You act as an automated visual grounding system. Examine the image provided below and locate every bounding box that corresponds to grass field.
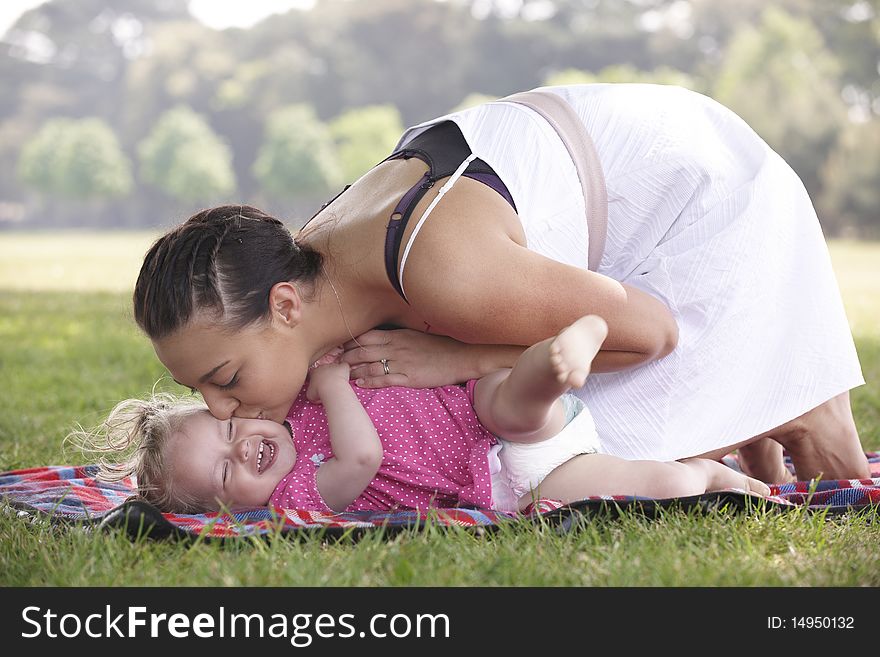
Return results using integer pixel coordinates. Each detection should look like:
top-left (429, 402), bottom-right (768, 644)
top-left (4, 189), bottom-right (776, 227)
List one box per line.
top-left (1, 233), bottom-right (878, 587)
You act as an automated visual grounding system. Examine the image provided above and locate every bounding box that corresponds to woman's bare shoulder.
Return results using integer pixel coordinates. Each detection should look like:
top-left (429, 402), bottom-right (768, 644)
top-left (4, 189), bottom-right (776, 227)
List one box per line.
top-left (398, 180), bottom-right (601, 344)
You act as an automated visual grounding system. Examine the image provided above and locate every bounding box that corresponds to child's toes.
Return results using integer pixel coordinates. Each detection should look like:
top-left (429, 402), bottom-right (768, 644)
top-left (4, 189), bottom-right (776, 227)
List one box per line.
top-left (746, 477), bottom-right (771, 497)
top-left (567, 369), bottom-right (588, 388)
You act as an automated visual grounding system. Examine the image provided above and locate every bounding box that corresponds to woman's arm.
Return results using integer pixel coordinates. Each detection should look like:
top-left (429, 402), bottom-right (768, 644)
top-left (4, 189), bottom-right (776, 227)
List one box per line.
top-left (410, 221), bottom-right (677, 353)
top-left (307, 363), bottom-right (382, 511)
top-left (345, 321), bottom-right (670, 389)
top-left (343, 331), bottom-right (525, 388)
top-left (345, 246), bottom-right (677, 388)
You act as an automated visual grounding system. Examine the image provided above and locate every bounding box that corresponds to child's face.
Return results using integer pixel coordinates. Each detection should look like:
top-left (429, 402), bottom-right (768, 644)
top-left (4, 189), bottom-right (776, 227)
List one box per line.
top-left (153, 314), bottom-right (313, 424)
top-left (168, 411), bottom-right (298, 510)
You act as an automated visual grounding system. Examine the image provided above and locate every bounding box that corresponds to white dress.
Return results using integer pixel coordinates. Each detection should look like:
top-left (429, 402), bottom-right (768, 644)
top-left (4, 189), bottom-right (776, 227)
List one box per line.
top-left (396, 84), bottom-right (864, 462)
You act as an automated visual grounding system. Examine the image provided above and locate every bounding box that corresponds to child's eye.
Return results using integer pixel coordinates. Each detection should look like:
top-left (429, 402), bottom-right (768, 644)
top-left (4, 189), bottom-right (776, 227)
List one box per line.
top-left (222, 462), bottom-right (228, 488)
top-left (219, 374), bottom-right (239, 390)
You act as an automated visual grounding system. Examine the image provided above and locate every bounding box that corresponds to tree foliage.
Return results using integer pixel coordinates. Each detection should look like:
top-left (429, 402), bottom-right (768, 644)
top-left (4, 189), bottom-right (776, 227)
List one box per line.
top-left (137, 105), bottom-right (236, 202)
top-left (820, 117), bottom-right (880, 238)
top-left (17, 117), bottom-right (132, 200)
top-left (712, 7), bottom-right (847, 197)
top-left (545, 64), bottom-right (701, 91)
top-left (1, 0), bottom-right (878, 233)
top-left (329, 105), bottom-right (403, 182)
top-left (253, 104), bottom-right (343, 199)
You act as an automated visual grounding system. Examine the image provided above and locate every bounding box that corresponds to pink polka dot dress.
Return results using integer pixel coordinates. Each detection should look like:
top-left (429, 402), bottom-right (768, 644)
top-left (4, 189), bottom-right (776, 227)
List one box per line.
top-left (269, 381), bottom-right (497, 512)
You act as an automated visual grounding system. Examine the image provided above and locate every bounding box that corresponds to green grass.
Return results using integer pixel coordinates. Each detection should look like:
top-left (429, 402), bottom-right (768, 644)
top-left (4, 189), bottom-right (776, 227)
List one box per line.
top-left (1, 233), bottom-right (879, 587)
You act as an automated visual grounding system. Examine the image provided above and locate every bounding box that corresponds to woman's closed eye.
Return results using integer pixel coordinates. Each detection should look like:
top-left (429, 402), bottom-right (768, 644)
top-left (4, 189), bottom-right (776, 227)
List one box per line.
top-left (219, 373), bottom-right (239, 390)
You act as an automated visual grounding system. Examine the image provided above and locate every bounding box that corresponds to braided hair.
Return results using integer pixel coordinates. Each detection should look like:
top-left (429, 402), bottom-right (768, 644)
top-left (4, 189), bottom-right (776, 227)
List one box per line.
top-left (134, 205), bottom-right (323, 339)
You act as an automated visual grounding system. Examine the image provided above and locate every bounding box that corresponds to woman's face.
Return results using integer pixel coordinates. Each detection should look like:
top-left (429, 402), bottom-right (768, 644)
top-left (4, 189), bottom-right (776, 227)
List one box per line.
top-left (153, 315), bottom-right (309, 424)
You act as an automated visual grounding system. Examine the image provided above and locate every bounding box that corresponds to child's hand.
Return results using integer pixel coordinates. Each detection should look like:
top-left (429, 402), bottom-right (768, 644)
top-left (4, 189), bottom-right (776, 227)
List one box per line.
top-left (312, 345), bottom-right (344, 368)
top-left (307, 362), bottom-right (352, 403)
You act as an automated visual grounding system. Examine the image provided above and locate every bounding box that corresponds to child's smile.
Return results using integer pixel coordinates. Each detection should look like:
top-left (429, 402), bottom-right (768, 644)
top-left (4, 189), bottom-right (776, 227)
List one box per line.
top-left (168, 411), bottom-right (297, 510)
top-left (256, 439), bottom-right (277, 474)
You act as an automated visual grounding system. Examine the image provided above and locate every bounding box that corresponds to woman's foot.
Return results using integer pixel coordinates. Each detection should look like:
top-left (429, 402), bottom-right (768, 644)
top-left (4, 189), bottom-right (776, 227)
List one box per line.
top-left (738, 438), bottom-right (795, 484)
top-left (549, 315), bottom-right (609, 388)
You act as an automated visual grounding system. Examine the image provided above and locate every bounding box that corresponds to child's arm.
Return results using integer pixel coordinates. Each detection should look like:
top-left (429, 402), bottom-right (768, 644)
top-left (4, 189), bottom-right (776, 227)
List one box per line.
top-left (307, 362), bottom-right (383, 512)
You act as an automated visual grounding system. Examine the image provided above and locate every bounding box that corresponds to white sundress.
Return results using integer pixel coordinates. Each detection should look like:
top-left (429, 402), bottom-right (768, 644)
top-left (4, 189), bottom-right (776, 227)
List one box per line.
top-left (395, 83), bottom-right (863, 462)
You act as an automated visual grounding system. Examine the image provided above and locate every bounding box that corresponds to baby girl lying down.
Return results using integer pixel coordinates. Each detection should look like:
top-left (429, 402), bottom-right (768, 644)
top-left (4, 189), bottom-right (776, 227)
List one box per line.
top-left (77, 316), bottom-right (768, 513)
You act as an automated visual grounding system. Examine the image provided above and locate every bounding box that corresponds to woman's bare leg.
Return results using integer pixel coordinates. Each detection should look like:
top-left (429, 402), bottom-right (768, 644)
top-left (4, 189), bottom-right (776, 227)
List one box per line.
top-left (766, 391), bottom-right (869, 481)
top-left (472, 315), bottom-right (608, 444)
top-left (699, 391), bottom-right (869, 482)
top-left (737, 438), bottom-right (794, 484)
top-left (518, 454), bottom-right (771, 509)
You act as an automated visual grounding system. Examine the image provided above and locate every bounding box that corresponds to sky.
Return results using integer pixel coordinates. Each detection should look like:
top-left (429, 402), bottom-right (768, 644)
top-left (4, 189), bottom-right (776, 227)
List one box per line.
top-left (0, 0), bottom-right (316, 36)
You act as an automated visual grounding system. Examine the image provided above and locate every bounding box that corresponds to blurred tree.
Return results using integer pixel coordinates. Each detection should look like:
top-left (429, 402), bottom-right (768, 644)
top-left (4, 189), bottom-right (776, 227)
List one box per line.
top-left (712, 6), bottom-right (848, 201)
top-left (122, 21), bottom-right (235, 143)
top-left (819, 117), bottom-right (880, 237)
top-left (0, 0), bottom-right (190, 208)
top-left (253, 104), bottom-right (343, 200)
top-left (686, 0), bottom-right (880, 118)
top-left (328, 104), bottom-right (404, 182)
top-left (17, 117), bottom-right (132, 200)
top-left (451, 93), bottom-right (499, 112)
top-left (786, 0), bottom-right (880, 119)
top-left (544, 64), bottom-right (701, 91)
top-left (1, 0), bottom-right (877, 230)
top-left (138, 105), bottom-right (236, 202)
top-left (267, 0), bottom-right (484, 123)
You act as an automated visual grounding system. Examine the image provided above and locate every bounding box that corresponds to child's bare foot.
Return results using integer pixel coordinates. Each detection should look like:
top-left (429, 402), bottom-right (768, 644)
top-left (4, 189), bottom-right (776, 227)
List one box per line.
top-left (739, 474), bottom-right (772, 497)
top-left (549, 315), bottom-right (609, 388)
top-left (681, 457), bottom-right (772, 497)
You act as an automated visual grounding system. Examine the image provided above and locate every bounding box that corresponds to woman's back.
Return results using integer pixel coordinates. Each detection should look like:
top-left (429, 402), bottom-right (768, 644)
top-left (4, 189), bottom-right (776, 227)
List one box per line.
top-left (370, 84), bottom-right (864, 461)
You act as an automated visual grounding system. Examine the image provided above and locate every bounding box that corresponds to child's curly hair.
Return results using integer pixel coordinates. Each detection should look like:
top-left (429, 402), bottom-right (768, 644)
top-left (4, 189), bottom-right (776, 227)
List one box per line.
top-left (67, 393), bottom-right (211, 513)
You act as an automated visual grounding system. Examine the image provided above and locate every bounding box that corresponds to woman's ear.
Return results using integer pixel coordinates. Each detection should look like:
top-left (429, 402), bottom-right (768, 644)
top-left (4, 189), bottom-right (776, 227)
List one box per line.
top-left (268, 282), bottom-right (302, 327)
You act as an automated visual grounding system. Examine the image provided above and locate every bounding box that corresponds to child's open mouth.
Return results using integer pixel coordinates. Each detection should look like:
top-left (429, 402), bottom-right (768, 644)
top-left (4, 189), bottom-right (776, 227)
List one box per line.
top-left (256, 439), bottom-right (276, 474)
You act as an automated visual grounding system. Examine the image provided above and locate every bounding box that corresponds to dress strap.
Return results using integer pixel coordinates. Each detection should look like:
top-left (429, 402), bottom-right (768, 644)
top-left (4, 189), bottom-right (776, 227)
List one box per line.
top-left (500, 90), bottom-right (608, 272)
top-left (398, 154), bottom-right (478, 302)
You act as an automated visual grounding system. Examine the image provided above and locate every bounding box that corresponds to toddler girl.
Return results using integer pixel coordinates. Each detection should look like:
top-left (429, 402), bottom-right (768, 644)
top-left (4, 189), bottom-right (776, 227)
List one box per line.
top-left (79, 316), bottom-right (768, 513)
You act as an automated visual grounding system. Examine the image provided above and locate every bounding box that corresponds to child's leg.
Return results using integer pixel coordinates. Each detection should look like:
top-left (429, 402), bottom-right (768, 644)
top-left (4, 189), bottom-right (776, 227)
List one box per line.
top-left (518, 454), bottom-right (771, 510)
top-left (472, 315), bottom-right (608, 444)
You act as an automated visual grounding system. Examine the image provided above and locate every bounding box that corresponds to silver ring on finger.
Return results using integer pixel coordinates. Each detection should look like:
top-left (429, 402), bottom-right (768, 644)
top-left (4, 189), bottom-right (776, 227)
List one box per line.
top-left (380, 358), bottom-right (391, 375)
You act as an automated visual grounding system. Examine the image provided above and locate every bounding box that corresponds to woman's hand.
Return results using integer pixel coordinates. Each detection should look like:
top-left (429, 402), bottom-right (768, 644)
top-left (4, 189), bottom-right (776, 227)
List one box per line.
top-left (341, 329), bottom-right (524, 389)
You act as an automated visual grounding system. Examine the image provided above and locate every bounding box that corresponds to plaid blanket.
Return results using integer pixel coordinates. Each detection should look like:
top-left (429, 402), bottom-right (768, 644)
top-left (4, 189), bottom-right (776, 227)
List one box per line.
top-left (2, 454), bottom-right (878, 540)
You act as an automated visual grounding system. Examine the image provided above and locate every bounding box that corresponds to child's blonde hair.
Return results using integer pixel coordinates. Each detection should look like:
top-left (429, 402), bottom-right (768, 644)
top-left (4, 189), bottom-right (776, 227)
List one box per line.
top-left (68, 393), bottom-right (211, 513)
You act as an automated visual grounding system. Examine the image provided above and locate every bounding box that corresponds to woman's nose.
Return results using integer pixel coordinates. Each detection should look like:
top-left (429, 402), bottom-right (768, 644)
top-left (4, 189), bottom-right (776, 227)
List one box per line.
top-left (201, 389), bottom-right (239, 421)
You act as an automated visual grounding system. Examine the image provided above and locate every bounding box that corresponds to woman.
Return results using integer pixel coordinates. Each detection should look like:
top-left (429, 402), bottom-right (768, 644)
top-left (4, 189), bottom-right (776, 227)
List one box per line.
top-left (135, 83), bottom-right (868, 484)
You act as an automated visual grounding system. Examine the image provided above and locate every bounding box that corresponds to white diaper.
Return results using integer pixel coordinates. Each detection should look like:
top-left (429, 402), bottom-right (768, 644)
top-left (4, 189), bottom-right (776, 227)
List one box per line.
top-left (488, 394), bottom-right (601, 512)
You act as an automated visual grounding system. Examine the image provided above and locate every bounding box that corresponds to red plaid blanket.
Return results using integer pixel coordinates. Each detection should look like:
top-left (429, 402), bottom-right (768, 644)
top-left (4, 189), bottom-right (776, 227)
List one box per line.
top-left (1, 454), bottom-right (878, 539)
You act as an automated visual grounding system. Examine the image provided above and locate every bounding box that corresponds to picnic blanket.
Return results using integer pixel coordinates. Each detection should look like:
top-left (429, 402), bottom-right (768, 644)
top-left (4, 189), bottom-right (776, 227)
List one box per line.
top-left (1, 453), bottom-right (878, 540)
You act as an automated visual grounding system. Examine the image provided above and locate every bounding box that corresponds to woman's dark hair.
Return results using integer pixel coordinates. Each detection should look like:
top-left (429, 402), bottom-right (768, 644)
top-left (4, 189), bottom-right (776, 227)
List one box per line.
top-left (134, 205), bottom-right (323, 339)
